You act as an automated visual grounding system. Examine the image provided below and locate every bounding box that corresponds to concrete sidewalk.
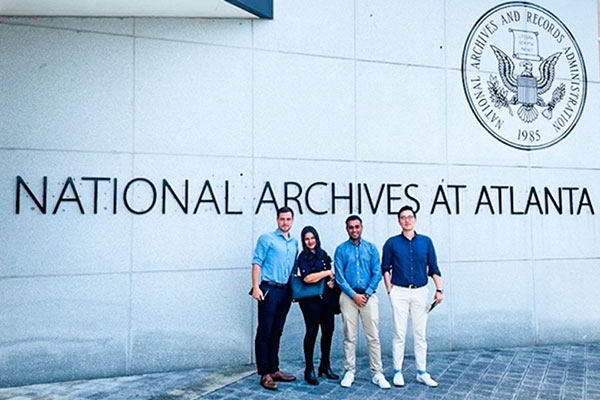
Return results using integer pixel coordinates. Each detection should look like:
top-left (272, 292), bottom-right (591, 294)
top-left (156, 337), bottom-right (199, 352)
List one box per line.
top-left (1, 343), bottom-right (599, 400)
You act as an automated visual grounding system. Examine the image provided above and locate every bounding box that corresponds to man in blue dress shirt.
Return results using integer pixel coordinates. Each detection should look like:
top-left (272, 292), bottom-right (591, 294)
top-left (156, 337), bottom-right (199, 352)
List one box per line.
top-left (251, 206), bottom-right (298, 390)
top-left (335, 215), bottom-right (390, 389)
top-left (382, 205), bottom-right (444, 388)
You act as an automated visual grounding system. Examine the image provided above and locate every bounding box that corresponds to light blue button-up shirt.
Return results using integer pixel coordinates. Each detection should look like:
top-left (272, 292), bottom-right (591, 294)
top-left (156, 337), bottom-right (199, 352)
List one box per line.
top-left (252, 229), bottom-right (298, 284)
top-left (334, 238), bottom-right (382, 298)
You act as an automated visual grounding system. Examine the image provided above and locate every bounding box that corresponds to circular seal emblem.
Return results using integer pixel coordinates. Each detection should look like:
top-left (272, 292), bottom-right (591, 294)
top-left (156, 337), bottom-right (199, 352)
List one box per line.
top-left (462, 2), bottom-right (587, 150)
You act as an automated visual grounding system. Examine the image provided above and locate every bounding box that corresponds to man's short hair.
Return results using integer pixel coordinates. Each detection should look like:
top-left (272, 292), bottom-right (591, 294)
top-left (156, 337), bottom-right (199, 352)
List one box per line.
top-left (345, 215), bottom-right (362, 225)
top-left (277, 206), bottom-right (294, 218)
top-left (397, 205), bottom-right (416, 219)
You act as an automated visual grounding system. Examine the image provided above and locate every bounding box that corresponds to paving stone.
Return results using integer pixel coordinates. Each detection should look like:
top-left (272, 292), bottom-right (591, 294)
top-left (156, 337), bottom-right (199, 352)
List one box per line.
top-left (2, 344), bottom-right (600, 399)
top-left (537, 391), bottom-right (561, 400)
top-left (471, 389), bottom-right (494, 397)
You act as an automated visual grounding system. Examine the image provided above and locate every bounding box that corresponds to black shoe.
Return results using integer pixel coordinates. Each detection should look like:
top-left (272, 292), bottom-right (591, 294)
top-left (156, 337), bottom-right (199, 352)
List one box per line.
top-left (318, 365), bottom-right (340, 380)
top-left (304, 368), bottom-right (319, 386)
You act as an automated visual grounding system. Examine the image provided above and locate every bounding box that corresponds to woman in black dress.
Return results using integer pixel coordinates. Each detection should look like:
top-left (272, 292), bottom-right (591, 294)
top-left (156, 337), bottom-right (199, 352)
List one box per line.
top-left (297, 226), bottom-right (340, 385)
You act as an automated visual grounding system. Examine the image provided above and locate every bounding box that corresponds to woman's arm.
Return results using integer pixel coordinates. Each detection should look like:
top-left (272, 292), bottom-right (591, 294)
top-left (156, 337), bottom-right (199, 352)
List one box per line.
top-left (303, 269), bottom-right (334, 283)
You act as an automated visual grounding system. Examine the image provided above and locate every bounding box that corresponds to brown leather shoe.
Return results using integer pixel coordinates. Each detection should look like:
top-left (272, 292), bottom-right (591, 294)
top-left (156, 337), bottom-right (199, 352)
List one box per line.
top-left (260, 374), bottom-right (277, 390)
top-left (271, 370), bottom-right (296, 382)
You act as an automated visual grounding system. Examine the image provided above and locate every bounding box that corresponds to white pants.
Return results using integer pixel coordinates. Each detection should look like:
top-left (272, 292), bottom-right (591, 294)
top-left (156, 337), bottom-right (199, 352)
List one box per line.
top-left (389, 285), bottom-right (429, 372)
top-left (339, 292), bottom-right (383, 375)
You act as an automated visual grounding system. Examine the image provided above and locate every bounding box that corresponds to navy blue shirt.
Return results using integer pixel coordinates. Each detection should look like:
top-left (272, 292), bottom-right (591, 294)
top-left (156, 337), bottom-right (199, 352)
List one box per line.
top-left (381, 232), bottom-right (441, 288)
top-left (297, 251), bottom-right (332, 279)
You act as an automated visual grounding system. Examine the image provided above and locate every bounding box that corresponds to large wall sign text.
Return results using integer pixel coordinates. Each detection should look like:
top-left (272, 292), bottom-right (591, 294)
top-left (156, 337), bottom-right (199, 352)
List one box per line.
top-left (14, 176), bottom-right (595, 216)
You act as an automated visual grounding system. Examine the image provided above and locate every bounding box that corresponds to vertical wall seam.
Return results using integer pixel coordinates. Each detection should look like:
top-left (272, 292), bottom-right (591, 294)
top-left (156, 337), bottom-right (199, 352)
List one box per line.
top-left (527, 104), bottom-right (537, 346)
top-left (352, 0), bottom-right (362, 355)
top-left (443, 0), bottom-right (455, 352)
top-left (249, 18), bottom-right (256, 365)
top-left (353, 0), bottom-right (358, 187)
top-left (528, 153), bottom-right (539, 346)
top-left (126, 17), bottom-right (136, 375)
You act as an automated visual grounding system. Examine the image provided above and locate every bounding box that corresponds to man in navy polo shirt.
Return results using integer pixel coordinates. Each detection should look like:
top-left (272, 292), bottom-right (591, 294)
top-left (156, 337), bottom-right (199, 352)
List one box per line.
top-left (382, 205), bottom-right (444, 388)
top-left (251, 206), bottom-right (298, 391)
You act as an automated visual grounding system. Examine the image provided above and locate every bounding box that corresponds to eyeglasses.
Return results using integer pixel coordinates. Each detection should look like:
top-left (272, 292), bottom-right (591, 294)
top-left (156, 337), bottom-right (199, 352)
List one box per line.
top-left (399, 215), bottom-right (415, 221)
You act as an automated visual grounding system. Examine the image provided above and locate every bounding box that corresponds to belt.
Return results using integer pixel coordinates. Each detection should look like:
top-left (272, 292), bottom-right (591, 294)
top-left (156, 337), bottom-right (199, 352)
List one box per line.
top-left (399, 284), bottom-right (425, 289)
top-left (261, 280), bottom-right (287, 288)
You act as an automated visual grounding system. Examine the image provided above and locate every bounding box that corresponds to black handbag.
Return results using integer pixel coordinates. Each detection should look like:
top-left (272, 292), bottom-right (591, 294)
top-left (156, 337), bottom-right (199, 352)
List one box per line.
top-left (290, 263), bottom-right (325, 301)
top-left (324, 283), bottom-right (342, 315)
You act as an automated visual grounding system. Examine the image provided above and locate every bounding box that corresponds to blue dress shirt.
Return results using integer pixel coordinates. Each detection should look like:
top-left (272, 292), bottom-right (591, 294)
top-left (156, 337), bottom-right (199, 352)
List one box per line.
top-left (252, 229), bottom-right (298, 284)
top-left (381, 232), bottom-right (441, 288)
top-left (334, 239), bottom-right (382, 298)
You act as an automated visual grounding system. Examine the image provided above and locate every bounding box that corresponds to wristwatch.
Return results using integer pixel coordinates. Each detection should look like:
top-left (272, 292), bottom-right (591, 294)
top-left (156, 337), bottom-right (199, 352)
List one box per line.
top-left (436, 289), bottom-right (444, 294)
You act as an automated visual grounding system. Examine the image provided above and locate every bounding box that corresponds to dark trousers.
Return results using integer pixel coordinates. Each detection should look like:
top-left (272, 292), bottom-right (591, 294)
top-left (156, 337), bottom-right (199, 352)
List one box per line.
top-left (255, 283), bottom-right (292, 376)
top-left (299, 296), bottom-right (335, 370)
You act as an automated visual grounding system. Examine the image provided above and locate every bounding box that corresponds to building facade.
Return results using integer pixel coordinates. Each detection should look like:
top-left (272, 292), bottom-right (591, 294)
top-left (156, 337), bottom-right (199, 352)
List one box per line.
top-left (1, 0), bottom-right (599, 388)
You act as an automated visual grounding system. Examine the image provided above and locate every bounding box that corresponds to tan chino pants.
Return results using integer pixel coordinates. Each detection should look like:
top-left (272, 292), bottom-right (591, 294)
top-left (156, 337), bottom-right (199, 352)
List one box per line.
top-left (339, 292), bottom-right (384, 375)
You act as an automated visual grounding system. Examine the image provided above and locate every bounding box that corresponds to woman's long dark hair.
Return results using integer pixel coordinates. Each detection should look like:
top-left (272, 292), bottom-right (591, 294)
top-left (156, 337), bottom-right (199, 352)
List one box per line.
top-left (300, 225), bottom-right (328, 260)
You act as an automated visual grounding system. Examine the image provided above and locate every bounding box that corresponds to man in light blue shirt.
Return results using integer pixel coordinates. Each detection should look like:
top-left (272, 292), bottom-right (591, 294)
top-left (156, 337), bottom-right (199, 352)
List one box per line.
top-left (251, 206), bottom-right (298, 391)
top-left (335, 215), bottom-right (390, 389)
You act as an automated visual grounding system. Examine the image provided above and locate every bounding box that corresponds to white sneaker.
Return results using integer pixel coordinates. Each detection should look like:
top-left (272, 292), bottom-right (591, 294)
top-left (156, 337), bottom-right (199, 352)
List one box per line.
top-left (393, 371), bottom-right (405, 387)
top-left (371, 372), bottom-right (391, 389)
top-left (416, 372), bottom-right (438, 387)
top-left (340, 371), bottom-right (354, 388)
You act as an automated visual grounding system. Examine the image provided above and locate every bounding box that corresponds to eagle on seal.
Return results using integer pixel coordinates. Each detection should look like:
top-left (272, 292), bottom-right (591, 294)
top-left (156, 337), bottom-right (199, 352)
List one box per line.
top-left (489, 44), bottom-right (562, 122)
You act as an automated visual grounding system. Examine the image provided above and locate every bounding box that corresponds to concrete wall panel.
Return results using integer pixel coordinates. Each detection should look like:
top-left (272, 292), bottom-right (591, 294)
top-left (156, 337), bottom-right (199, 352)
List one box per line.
top-left (447, 165), bottom-right (533, 262)
top-left (135, 38), bottom-right (252, 157)
top-left (529, 167), bottom-right (600, 260)
top-left (356, 62), bottom-right (446, 164)
top-left (534, 259), bottom-right (600, 344)
top-left (0, 275), bottom-right (129, 387)
top-left (253, 52), bottom-right (355, 161)
top-left (0, 25), bottom-right (133, 152)
top-left (135, 18), bottom-right (251, 47)
top-left (0, 16), bottom-right (133, 35)
top-left (0, 150), bottom-right (133, 277)
top-left (356, 0), bottom-right (444, 67)
top-left (253, 0), bottom-right (354, 58)
top-left (130, 269), bottom-right (251, 373)
top-left (451, 260), bottom-right (535, 349)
